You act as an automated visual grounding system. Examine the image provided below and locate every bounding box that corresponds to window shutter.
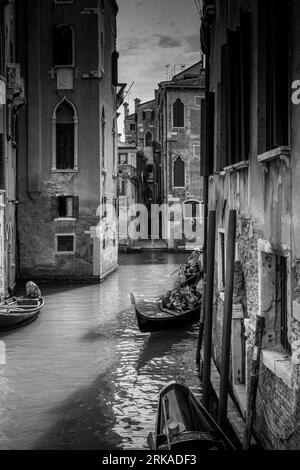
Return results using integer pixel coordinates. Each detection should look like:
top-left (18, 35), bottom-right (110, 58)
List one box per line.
top-left (0, 134), bottom-right (4, 189)
top-left (111, 50), bottom-right (119, 86)
top-left (173, 100), bottom-right (179, 127)
top-left (73, 196), bottom-right (79, 218)
top-left (50, 197), bottom-right (58, 219)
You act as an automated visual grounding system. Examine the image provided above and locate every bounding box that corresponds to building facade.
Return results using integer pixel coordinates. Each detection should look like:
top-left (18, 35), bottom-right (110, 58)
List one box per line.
top-left (0, 0), bottom-right (25, 297)
top-left (17, 0), bottom-right (120, 282)
top-left (201, 0), bottom-right (300, 449)
top-left (157, 63), bottom-right (205, 250)
top-left (117, 141), bottom-right (147, 249)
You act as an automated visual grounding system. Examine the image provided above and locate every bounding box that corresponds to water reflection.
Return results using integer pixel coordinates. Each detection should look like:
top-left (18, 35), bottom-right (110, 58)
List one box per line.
top-left (0, 252), bottom-right (200, 450)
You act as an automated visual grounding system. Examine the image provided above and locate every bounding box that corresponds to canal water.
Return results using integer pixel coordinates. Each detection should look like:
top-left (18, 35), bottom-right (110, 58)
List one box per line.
top-left (0, 252), bottom-right (202, 450)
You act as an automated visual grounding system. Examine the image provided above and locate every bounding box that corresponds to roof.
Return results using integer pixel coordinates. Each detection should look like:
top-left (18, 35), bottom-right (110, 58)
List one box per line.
top-left (137, 98), bottom-right (156, 109)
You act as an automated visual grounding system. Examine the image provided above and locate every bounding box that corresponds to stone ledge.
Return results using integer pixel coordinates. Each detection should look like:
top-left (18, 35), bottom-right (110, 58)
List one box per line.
top-left (261, 350), bottom-right (292, 388)
top-left (223, 160), bottom-right (249, 174)
top-left (257, 146), bottom-right (291, 167)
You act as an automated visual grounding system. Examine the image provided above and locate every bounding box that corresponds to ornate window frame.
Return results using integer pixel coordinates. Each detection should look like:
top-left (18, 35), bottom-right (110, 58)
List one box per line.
top-left (51, 96), bottom-right (78, 172)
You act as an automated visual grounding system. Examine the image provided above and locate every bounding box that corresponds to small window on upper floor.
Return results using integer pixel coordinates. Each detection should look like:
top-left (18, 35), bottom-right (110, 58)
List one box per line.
top-left (56, 234), bottom-right (75, 254)
top-left (173, 98), bottom-right (184, 128)
top-left (54, 1), bottom-right (74, 4)
top-left (55, 100), bottom-right (76, 170)
top-left (51, 195), bottom-right (79, 219)
top-left (53, 24), bottom-right (75, 67)
top-left (119, 153), bottom-right (127, 164)
top-left (173, 156), bottom-right (185, 187)
top-left (130, 123), bottom-right (136, 131)
top-left (195, 96), bottom-right (201, 106)
top-left (145, 130), bottom-right (153, 147)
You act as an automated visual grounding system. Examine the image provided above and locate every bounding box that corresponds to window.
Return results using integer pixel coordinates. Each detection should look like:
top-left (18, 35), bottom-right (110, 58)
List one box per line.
top-left (130, 123), bottom-right (136, 131)
top-left (100, 0), bottom-right (105, 11)
top-left (54, 1), bottom-right (74, 4)
top-left (101, 107), bottom-right (105, 169)
top-left (0, 7), bottom-right (4, 76)
top-left (184, 200), bottom-right (200, 219)
top-left (173, 98), bottom-right (184, 128)
top-left (102, 195), bottom-right (107, 218)
top-left (225, 10), bottom-right (251, 166)
top-left (258, 1), bottom-right (289, 153)
top-left (112, 50), bottom-right (119, 86)
top-left (145, 130), bottom-right (153, 147)
top-left (173, 156), bottom-right (185, 187)
top-left (119, 180), bottom-right (126, 196)
top-left (52, 98), bottom-right (78, 171)
top-left (53, 24), bottom-right (74, 67)
top-left (193, 145), bottom-right (200, 158)
top-left (101, 32), bottom-right (105, 71)
top-left (142, 111), bottom-right (146, 120)
top-left (195, 96), bottom-right (201, 106)
top-left (56, 234), bottom-right (75, 254)
top-left (112, 120), bottom-right (116, 169)
top-left (218, 230), bottom-right (226, 292)
top-left (113, 197), bottom-right (118, 217)
top-left (0, 134), bottom-right (4, 189)
top-left (52, 196), bottom-right (79, 219)
top-left (259, 248), bottom-right (290, 354)
top-left (119, 153), bottom-right (127, 164)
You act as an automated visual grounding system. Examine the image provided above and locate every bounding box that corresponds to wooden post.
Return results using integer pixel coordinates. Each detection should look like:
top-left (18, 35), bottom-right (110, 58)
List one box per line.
top-left (196, 177), bottom-right (208, 364)
top-left (218, 210), bottom-right (236, 428)
top-left (243, 316), bottom-right (265, 450)
top-left (201, 210), bottom-right (216, 409)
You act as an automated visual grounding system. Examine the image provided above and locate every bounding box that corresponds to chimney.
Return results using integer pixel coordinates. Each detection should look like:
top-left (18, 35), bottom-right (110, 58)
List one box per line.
top-left (134, 98), bottom-right (141, 112)
top-left (123, 102), bottom-right (129, 118)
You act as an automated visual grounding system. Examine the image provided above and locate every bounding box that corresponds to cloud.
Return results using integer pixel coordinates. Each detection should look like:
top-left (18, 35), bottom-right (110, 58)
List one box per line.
top-left (184, 34), bottom-right (200, 52)
top-left (155, 35), bottom-right (182, 48)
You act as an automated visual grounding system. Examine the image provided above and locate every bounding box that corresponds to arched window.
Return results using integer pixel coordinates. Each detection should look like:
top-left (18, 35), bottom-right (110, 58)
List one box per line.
top-left (145, 130), bottom-right (153, 147)
top-left (173, 98), bottom-right (184, 128)
top-left (53, 24), bottom-right (74, 66)
top-left (101, 107), bottom-right (106, 169)
top-left (173, 156), bottom-right (185, 187)
top-left (52, 98), bottom-right (78, 171)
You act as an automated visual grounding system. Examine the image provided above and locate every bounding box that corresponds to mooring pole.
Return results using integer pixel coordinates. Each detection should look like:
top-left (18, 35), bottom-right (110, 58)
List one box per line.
top-left (243, 316), bottom-right (265, 449)
top-left (196, 177), bottom-right (208, 364)
top-left (218, 210), bottom-right (236, 429)
top-left (201, 210), bottom-right (216, 409)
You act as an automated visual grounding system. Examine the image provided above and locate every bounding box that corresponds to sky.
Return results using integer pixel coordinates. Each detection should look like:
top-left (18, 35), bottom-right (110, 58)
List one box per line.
top-left (117, 0), bottom-right (201, 136)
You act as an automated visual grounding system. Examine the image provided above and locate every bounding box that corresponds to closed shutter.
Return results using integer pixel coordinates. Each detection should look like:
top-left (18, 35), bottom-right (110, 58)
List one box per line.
top-left (111, 50), bottom-right (119, 86)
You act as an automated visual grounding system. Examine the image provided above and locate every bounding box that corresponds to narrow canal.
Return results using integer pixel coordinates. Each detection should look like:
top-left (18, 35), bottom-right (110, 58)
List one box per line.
top-left (0, 253), bottom-right (202, 450)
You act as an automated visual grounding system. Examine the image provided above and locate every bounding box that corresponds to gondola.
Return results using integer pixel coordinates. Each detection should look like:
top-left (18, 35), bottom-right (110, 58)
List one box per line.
top-left (130, 293), bottom-right (200, 333)
top-left (147, 382), bottom-right (235, 451)
top-left (183, 270), bottom-right (202, 286)
top-left (0, 294), bottom-right (44, 331)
